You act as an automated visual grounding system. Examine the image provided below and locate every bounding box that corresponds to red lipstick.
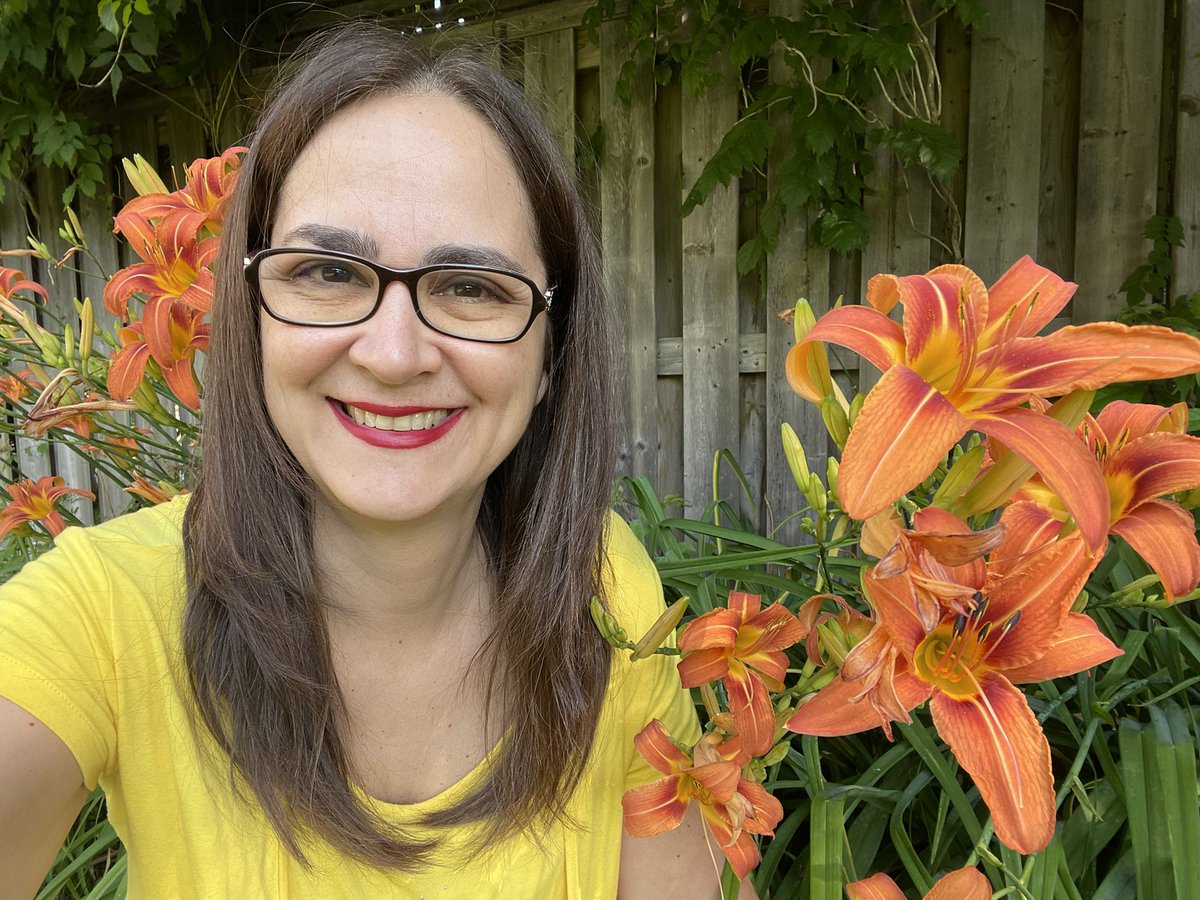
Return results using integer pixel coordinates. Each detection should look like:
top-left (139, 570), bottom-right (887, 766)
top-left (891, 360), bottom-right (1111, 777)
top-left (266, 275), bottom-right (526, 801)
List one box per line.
top-left (328, 399), bottom-right (462, 449)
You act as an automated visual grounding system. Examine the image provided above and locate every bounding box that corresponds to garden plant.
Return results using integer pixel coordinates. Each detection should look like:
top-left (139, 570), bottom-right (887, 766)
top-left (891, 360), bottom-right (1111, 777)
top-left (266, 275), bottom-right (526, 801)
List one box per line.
top-left (3, 144), bottom-right (1200, 900)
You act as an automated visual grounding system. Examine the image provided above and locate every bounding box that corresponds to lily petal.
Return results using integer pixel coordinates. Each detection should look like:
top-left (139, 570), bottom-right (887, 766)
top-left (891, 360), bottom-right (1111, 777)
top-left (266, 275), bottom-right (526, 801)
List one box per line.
top-left (676, 647), bottom-right (731, 688)
top-left (787, 669), bottom-right (929, 736)
top-left (724, 665), bottom-right (777, 757)
top-left (839, 365), bottom-right (969, 520)
top-left (990, 501), bottom-right (1063, 576)
top-left (678, 608), bottom-right (741, 653)
top-left (975, 408), bottom-right (1109, 550)
top-left (1096, 400), bottom-right (1188, 443)
top-left (698, 804), bottom-right (761, 879)
top-left (632, 720), bottom-right (690, 776)
top-left (925, 866), bottom-right (993, 900)
top-left (846, 873), bottom-right (905, 900)
top-left (982, 255), bottom-right (1076, 339)
top-left (622, 777), bottom-right (689, 837)
top-left (1003, 613), bottom-right (1122, 683)
top-left (1002, 323), bottom-right (1200, 393)
top-left (804, 305), bottom-right (907, 375)
top-left (1111, 498), bottom-right (1200, 601)
top-left (1107, 432), bottom-right (1200, 511)
top-left (930, 673), bottom-right (1055, 854)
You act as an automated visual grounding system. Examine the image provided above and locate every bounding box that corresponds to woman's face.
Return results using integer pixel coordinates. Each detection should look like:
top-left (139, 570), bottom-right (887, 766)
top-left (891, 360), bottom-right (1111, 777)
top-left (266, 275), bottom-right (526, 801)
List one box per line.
top-left (260, 92), bottom-right (550, 530)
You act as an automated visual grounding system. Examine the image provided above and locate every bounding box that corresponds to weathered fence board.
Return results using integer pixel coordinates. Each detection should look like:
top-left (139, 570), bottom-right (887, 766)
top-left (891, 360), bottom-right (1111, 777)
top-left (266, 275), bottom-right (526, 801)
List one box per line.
top-left (524, 28), bottom-right (576, 162)
top-left (1177, 0), bottom-right (1200, 297)
top-left (681, 56), bottom-right (740, 511)
top-left (1074, 0), bottom-right (1165, 321)
top-left (654, 77), bottom-right (685, 501)
top-left (963, 0), bottom-right (1044, 285)
top-left (599, 20), bottom-right (658, 483)
top-left (1039, 0), bottom-right (1082, 279)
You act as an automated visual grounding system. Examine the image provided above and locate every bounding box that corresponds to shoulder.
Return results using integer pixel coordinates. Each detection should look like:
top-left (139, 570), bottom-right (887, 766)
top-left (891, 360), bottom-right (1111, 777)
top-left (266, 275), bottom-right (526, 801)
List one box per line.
top-left (600, 510), bottom-right (665, 635)
top-left (3, 494), bottom-right (188, 598)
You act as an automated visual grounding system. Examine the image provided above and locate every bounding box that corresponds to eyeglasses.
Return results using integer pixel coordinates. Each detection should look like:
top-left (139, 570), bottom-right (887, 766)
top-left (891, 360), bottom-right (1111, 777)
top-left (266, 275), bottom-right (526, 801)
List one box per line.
top-left (244, 248), bottom-right (554, 343)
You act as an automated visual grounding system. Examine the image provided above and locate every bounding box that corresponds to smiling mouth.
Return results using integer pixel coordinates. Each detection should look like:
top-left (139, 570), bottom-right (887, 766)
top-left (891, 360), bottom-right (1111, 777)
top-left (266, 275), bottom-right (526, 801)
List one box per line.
top-left (341, 403), bottom-right (454, 432)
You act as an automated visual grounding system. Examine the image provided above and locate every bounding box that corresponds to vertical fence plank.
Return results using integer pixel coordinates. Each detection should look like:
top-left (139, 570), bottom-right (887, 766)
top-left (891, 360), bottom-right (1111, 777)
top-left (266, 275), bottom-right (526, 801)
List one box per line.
top-left (1074, 0), bottom-right (1165, 322)
top-left (1176, 0), bottom-right (1200, 297)
top-left (1039, 0), bottom-right (1082, 280)
top-left (765, 0), bottom-right (828, 543)
top-left (524, 28), bottom-right (577, 164)
top-left (34, 167), bottom-right (93, 524)
top-left (681, 56), bottom-right (739, 511)
top-left (963, 0), bottom-right (1044, 283)
top-left (655, 78), bottom-right (685, 502)
top-left (599, 20), bottom-right (658, 484)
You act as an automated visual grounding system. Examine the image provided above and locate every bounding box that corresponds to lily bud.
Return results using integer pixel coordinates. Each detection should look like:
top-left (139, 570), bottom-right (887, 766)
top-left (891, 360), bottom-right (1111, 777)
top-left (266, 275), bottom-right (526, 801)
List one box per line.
top-left (760, 738), bottom-right (791, 768)
top-left (79, 297), bottom-right (94, 368)
top-left (122, 154), bottom-right (170, 197)
top-left (132, 380), bottom-right (175, 425)
top-left (931, 444), bottom-right (986, 509)
top-left (631, 596), bottom-right (689, 660)
top-left (589, 595), bottom-right (630, 647)
top-left (63, 324), bottom-right (75, 367)
top-left (847, 392), bottom-right (866, 427)
top-left (826, 457), bottom-right (840, 506)
top-left (28, 326), bottom-right (63, 367)
top-left (700, 682), bottom-right (722, 721)
top-left (781, 422), bottom-right (811, 492)
top-left (820, 395), bottom-right (850, 447)
top-left (790, 298), bottom-right (835, 399)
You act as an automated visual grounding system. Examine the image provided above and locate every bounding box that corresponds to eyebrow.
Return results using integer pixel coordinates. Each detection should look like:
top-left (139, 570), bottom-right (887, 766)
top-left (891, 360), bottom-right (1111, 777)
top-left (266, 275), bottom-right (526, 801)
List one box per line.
top-left (275, 228), bottom-right (529, 276)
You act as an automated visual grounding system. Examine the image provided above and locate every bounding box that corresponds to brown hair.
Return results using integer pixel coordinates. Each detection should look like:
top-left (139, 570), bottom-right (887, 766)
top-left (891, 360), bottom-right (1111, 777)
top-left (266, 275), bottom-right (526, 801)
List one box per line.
top-left (183, 22), bottom-right (617, 868)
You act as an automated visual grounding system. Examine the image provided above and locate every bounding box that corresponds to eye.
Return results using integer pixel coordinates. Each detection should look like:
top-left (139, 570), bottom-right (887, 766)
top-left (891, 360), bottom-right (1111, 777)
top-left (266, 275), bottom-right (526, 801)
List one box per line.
top-left (292, 259), bottom-right (369, 286)
top-left (427, 272), bottom-right (516, 304)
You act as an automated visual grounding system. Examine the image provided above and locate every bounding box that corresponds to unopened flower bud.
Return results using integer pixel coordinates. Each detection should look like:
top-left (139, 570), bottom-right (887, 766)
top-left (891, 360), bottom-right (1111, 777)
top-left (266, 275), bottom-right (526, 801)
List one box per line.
top-left (631, 596), bottom-right (689, 660)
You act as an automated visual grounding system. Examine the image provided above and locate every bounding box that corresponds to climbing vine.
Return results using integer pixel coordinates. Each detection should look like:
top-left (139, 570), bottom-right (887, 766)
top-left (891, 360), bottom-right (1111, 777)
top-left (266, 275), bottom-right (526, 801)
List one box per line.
top-left (584, 0), bottom-right (986, 267)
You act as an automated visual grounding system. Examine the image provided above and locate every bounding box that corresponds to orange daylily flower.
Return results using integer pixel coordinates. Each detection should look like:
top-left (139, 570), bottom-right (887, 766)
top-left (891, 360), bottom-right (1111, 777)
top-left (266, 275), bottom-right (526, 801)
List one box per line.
top-left (108, 297), bottom-right (210, 409)
top-left (0, 266), bottom-right (48, 321)
top-left (847, 866), bottom-right (991, 900)
top-left (677, 591), bottom-right (805, 756)
top-left (124, 473), bottom-right (187, 505)
top-left (103, 214), bottom-right (219, 318)
top-left (787, 507), bottom-right (1121, 854)
top-left (1014, 400), bottom-right (1200, 601)
top-left (0, 476), bottom-right (95, 538)
top-left (786, 256), bottom-right (1200, 549)
top-left (0, 369), bottom-right (38, 403)
top-left (114, 147), bottom-right (245, 246)
top-left (622, 720), bottom-right (783, 879)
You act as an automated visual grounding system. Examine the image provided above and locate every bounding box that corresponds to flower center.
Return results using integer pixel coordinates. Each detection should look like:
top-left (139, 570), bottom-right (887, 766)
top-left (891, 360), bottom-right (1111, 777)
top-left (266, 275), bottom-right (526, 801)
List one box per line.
top-left (913, 621), bottom-right (985, 697)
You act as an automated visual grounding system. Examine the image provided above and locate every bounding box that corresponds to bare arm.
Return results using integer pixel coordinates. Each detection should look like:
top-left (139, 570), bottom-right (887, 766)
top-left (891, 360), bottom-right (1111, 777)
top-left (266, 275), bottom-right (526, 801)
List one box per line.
top-left (0, 696), bottom-right (90, 900)
top-left (618, 804), bottom-right (761, 900)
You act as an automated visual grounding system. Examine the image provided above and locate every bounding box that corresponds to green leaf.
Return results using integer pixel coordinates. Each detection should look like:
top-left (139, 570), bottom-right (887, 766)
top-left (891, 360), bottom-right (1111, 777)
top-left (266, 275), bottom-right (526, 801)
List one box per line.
top-left (816, 202), bottom-right (869, 253)
top-left (125, 51), bottom-right (150, 73)
top-left (98, 0), bottom-right (119, 36)
top-left (680, 116), bottom-right (773, 216)
top-left (882, 119), bottom-right (962, 182)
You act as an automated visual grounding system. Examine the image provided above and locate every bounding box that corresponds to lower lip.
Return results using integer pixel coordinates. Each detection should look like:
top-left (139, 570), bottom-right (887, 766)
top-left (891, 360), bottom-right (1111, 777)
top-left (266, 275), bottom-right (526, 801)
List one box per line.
top-left (329, 400), bottom-right (462, 448)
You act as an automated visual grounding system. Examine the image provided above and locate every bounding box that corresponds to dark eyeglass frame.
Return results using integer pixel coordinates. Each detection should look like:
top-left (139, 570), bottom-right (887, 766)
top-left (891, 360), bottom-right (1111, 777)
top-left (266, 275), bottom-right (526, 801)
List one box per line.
top-left (243, 247), bottom-right (555, 344)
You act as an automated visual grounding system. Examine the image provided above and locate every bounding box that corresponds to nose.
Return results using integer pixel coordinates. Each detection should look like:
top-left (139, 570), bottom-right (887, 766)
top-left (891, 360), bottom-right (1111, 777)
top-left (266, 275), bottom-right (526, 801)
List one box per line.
top-left (345, 281), bottom-right (443, 383)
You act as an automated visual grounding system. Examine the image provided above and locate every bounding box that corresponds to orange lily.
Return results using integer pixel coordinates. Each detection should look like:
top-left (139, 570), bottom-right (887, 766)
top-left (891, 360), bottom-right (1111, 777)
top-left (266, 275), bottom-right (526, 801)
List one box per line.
top-left (124, 473), bottom-right (187, 505)
top-left (108, 297), bottom-right (210, 409)
top-left (787, 507), bottom-right (1121, 854)
top-left (786, 256), bottom-right (1200, 549)
top-left (114, 147), bottom-right (245, 246)
top-left (847, 866), bottom-right (991, 900)
top-left (0, 369), bottom-right (37, 403)
top-left (0, 476), bottom-right (95, 538)
top-left (1014, 400), bottom-right (1200, 601)
top-left (677, 591), bottom-right (805, 756)
top-left (104, 214), bottom-right (218, 318)
top-left (622, 720), bottom-right (783, 878)
top-left (0, 266), bottom-right (48, 321)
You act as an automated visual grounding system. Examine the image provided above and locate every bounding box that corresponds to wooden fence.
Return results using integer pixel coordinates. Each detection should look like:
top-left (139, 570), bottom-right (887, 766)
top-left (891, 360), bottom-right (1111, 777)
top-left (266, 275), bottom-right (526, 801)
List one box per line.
top-left (1, 0), bottom-right (1197, 536)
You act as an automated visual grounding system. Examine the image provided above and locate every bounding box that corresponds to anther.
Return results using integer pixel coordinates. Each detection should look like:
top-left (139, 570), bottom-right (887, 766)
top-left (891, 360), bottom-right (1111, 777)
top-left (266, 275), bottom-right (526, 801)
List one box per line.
top-left (952, 613), bottom-right (968, 637)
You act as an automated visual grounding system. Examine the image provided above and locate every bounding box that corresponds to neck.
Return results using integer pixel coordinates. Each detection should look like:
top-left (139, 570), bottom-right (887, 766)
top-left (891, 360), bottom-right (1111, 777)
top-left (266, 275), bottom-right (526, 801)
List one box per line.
top-left (313, 497), bottom-right (492, 642)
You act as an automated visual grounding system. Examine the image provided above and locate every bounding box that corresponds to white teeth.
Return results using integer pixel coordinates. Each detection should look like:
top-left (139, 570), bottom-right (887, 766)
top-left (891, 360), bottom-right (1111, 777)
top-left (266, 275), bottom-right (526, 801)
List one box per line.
top-left (345, 404), bottom-right (451, 432)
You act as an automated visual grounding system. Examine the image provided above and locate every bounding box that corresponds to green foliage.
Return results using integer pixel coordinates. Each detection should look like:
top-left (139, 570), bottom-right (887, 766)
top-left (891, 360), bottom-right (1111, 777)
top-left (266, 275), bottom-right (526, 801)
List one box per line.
top-left (618, 452), bottom-right (1200, 898)
top-left (583, 0), bottom-right (977, 268)
top-left (1100, 215), bottom-right (1200, 412)
top-left (0, 0), bottom-right (289, 206)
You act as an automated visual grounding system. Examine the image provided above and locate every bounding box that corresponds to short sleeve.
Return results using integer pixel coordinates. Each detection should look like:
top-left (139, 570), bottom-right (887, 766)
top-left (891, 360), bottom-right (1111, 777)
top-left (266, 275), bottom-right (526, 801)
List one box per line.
top-left (0, 527), bottom-right (118, 788)
top-left (599, 513), bottom-right (701, 790)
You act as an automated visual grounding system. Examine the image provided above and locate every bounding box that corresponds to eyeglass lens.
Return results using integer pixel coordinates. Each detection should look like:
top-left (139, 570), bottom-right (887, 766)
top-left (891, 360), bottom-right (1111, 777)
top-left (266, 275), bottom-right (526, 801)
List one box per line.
top-left (255, 251), bottom-right (538, 341)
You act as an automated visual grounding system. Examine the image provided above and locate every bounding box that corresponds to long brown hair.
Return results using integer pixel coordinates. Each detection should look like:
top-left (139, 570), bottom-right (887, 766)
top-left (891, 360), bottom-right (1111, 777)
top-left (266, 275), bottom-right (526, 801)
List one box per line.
top-left (183, 23), bottom-right (617, 869)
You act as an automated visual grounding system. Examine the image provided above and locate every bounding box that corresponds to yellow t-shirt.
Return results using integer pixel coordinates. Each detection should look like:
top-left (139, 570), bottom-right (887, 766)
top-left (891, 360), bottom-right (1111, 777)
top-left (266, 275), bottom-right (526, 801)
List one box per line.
top-left (0, 497), bottom-right (699, 898)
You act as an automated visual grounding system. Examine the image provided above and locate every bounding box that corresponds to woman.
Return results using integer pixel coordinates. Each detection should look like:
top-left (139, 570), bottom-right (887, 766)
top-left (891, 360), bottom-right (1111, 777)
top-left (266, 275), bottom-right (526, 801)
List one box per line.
top-left (0, 23), bottom-right (747, 899)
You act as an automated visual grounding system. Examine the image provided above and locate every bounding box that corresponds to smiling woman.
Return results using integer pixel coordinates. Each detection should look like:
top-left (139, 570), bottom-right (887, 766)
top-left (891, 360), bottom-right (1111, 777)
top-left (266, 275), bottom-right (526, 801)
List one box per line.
top-left (0, 23), bottom-right (736, 900)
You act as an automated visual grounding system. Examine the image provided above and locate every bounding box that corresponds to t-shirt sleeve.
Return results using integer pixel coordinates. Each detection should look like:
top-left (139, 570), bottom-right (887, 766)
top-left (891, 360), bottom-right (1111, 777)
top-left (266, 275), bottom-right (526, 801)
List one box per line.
top-left (0, 527), bottom-right (118, 788)
top-left (600, 513), bottom-right (702, 790)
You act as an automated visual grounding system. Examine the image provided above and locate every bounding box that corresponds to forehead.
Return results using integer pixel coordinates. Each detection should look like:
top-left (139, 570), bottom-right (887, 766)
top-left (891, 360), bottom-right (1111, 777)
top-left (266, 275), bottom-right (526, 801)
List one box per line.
top-left (271, 92), bottom-right (541, 272)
